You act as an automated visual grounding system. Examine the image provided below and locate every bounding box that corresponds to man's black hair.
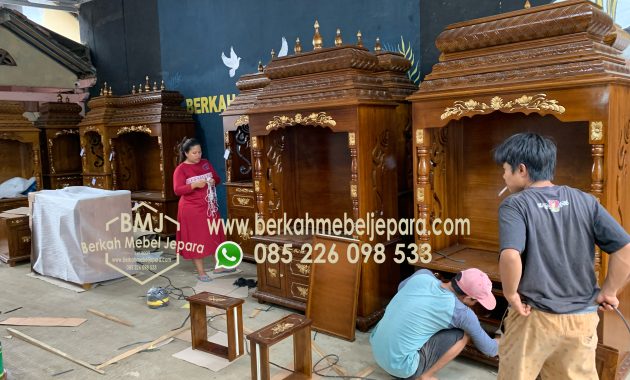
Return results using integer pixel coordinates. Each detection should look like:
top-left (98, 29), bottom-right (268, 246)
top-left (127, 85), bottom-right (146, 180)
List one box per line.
top-left (493, 132), bottom-right (557, 182)
top-left (451, 272), bottom-right (466, 296)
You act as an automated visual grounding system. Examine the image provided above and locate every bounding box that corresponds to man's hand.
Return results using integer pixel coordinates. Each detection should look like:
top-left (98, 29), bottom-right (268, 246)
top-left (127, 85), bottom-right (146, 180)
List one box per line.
top-left (596, 291), bottom-right (619, 311)
top-left (505, 292), bottom-right (531, 316)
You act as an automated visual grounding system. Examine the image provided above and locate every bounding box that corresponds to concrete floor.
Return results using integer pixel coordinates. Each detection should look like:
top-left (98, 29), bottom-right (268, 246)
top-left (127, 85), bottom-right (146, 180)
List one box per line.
top-left (1, 259), bottom-right (498, 380)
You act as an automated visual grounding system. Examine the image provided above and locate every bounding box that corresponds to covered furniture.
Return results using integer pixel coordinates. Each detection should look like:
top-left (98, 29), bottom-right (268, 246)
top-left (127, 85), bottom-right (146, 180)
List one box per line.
top-left (31, 186), bottom-right (135, 286)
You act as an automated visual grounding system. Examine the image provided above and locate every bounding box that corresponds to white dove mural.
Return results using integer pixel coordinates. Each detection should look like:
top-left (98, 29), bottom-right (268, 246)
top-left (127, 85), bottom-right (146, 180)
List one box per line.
top-left (221, 46), bottom-right (241, 77)
top-left (278, 37), bottom-right (288, 57)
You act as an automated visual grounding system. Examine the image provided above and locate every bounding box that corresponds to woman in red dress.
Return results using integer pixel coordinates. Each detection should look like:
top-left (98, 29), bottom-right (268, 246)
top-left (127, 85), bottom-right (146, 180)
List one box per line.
top-left (173, 138), bottom-right (226, 281)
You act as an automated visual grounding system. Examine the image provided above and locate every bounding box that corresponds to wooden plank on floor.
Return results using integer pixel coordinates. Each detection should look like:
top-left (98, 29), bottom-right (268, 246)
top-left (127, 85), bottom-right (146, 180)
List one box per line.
top-left (7, 328), bottom-right (105, 375)
top-left (96, 326), bottom-right (188, 370)
top-left (87, 308), bottom-right (134, 327)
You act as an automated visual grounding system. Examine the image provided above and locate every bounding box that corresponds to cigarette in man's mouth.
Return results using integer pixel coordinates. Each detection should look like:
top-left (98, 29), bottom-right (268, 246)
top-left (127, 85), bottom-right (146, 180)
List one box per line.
top-left (498, 186), bottom-right (508, 197)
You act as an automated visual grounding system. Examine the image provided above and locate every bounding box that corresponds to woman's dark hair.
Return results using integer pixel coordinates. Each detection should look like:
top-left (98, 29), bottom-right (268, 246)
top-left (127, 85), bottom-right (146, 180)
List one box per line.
top-left (179, 137), bottom-right (201, 163)
top-left (493, 132), bottom-right (556, 182)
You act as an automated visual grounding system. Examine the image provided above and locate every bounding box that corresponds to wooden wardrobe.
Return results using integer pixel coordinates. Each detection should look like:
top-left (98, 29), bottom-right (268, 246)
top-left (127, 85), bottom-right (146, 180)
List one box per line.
top-left (247, 38), bottom-right (416, 331)
top-left (221, 66), bottom-right (270, 261)
top-left (78, 84), bottom-right (195, 235)
top-left (0, 101), bottom-right (41, 212)
top-left (36, 98), bottom-right (83, 189)
top-left (408, 1), bottom-right (630, 377)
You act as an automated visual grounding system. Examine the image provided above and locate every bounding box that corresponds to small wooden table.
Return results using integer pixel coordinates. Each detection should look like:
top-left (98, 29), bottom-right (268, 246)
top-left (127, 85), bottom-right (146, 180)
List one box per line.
top-left (185, 291), bottom-right (245, 361)
top-left (247, 313), bottom-right (312, 380)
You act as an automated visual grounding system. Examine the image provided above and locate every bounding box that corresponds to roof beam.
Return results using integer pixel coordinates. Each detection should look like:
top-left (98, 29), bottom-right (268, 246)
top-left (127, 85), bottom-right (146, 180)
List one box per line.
top-left (0, 0), bottom-right (78, 13)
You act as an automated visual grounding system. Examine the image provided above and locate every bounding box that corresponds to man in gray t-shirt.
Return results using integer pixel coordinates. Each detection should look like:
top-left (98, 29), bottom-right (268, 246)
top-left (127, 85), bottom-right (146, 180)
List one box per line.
top-left (493, 133), bottom-right (630, 380)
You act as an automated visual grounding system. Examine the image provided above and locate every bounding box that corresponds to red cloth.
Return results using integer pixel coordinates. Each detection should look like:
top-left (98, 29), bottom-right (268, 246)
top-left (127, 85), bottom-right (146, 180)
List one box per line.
top-left (173, 159), bottom-right (225, 259)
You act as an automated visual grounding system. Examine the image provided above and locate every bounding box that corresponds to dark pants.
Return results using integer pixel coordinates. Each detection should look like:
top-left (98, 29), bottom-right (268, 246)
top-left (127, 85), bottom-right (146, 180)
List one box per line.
top-left (400, 328), bottom-right (465, 380)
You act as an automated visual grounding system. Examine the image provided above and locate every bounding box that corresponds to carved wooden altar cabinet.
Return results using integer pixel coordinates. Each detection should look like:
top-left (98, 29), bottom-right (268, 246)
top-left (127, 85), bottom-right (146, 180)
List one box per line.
top-left (36, 98), bottom-right (83, 189)
top-left (247, 35), bottom-right (416, 331)
top-left (221, 66), bottom-right (270, 261)
top-left (0, 101), bottom-right (42, 212)
top-left (408, 0), bottom-right (630, 377)
top-left (79, 84), bottom-right (195, 234)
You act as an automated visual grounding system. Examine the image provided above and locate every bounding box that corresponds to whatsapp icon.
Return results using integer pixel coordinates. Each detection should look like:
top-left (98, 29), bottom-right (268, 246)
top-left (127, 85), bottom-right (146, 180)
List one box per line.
top-left (215, 241), bottom-right (243, 270)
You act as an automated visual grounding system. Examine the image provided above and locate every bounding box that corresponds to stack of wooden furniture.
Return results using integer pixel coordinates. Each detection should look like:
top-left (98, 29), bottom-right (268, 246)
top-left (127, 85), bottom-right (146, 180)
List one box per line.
top-left (36, 97), bottom-right (83, 189)
top-left (78, 80), bottom-right (195, 234)
top-left (247, 26), bottom-right (417, 331)
top-left (221, 64), bottom-right (270, 261)
top-left (408, 1), bottom-right (630, 377)
top-left (0, 101), bottom-right (41, 212)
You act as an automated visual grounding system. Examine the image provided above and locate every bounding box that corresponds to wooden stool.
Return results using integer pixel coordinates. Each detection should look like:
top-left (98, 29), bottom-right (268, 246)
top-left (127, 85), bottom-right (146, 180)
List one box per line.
top-left (247, 313), bottom-right (312, 380)
top-left (185, 291), bottom-right (244, 361)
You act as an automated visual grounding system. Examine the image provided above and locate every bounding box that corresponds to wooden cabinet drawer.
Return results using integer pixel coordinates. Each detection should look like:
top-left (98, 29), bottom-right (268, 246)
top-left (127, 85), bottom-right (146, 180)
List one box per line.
top-left (288, 260), bottom-right (311, 277)
top-left (227, 185), bottom-right (255, 210)
top-left (288, 279), bottom-right (309, 301)
top-left (0, 213), bottom-right (31, 266)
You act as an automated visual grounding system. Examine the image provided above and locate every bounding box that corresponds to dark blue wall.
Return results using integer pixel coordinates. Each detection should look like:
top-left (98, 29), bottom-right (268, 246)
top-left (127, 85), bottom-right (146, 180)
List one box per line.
top-left (156, 0), bottom-right (422, 214)
top-left (79, 0), bottom-right (162, 98)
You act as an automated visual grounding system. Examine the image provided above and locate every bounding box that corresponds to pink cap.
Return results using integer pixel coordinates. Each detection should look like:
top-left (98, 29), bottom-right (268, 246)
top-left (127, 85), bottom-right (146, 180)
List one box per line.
top-left (456, 268), bottom-right (496, 310)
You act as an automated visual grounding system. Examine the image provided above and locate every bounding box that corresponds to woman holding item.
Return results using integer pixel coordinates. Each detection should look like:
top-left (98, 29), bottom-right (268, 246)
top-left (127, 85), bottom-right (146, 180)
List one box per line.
top-left (173, 138), bottom-right (233, 281)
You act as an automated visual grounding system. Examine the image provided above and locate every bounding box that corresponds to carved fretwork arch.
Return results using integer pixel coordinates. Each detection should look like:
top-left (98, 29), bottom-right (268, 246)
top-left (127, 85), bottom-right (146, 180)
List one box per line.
top-left (0, 49), bottom-right (16, 66)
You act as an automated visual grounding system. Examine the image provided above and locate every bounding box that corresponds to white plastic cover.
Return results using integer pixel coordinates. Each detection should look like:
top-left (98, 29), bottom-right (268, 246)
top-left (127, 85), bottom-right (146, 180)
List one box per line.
top-left (31, 186), bottom-right (136, 284)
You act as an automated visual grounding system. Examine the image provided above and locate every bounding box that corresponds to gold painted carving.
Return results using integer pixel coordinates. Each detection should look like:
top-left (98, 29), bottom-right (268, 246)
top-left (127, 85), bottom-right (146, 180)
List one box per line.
top-left (268, 268), bottom-right (277, 278)
top-left (21, 236), bottom-right (31, 244)
top-left (348, 132), bottom-right (356, 147)
top-left (350, 184), bottom-right (358, 198)
top-left (54, 129), bottom-right (79, 137)
top-left (224, 131), bottom-right (229, 144)
top-left (239, 229), bottom-right (252, 241)
top-left (295, 263), bottom-right (310, 275)
top-left (234, 196), bottom-right (252, 206)
top-left (590, 121), bottom-right (603, 141)
top-left (235, 187), bottom-right (254, 193)
top-left (234, 115), bottom-right (249, 127)
top-left (117, 125), bottom-right (152, 135)
top-left (254, 180), bottom-right (260, 192)
top-left (266, 112), bottom-right (336, 131)
top-left (272, 322), bottom-right (295, 335)
top-left (207, 295), bottom-right (226, 302)
top-left (416, 129), bottom-right (424, 145)
top-left (295, 286), bottom-right (308, 298)
top-left (417, 188), bottom-right (425, 203)
top-left (441, 94), bottom-right (566, 120)
top-left (251, 136), bottom-right (258, 149)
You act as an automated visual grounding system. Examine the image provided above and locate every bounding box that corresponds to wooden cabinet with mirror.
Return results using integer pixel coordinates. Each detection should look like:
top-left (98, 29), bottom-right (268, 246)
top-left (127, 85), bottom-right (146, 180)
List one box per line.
top-left (409, 1), bottom-right (630, 377)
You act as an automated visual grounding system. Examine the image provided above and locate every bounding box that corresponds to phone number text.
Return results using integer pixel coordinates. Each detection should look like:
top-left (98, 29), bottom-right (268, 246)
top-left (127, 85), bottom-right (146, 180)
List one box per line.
top-left (254, 242), bottom-right (432, 265)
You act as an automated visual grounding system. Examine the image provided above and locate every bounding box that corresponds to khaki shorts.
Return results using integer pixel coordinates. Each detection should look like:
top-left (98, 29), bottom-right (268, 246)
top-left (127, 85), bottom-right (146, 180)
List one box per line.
top-left (498, 308), bottom-right (599, 380)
